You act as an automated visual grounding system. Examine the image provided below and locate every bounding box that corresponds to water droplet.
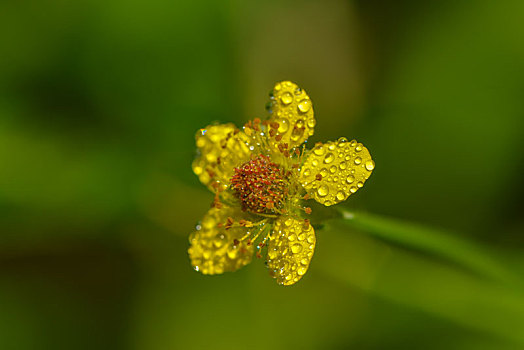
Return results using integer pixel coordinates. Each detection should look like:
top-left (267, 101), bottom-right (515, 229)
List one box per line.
top-left (275, 83), bottom-right (282, 91)
top-left (355, 144), bottom-right (363, 152)
top-left (317, 185), bottom-right (329, 197)
top-left (291, 244), bottom-right (303, 254)
top-left (330, 165), bottom-right (337, 173)
top-left (285, 218), bottom-right (293, 226)
top-left (350, 140), bottom-right (357, 147)
top-left (307, 234), bottom-right (315, 244)
top-left (320, 168), bottom-right (328, 177)
top-left (345, 155), bottom-right (351, 161)
top-left (307, 118), bottom-right (316, 128)
top-left (354, 157), bottom-right (362, 165)
top-left (295, 119), bottom-right (304, 129)
top-left (193, 165), bottom-right (203, 175)
top-left (337, 137), bottom-right (348, 146)
top-left (300, 258), bottom-right (308, 265)
top-left (294, 87), bottom-right (302, 95)
top-left (324, 153), bottom-right (335, 164)
top-left (350, 186), bottom-right (357, 193)
top-left (312, 159), bottom-right (319, 167)
top-left (267, 248), bottom-right (277, 260)
top-left (196, 138), bottom-right (206, 148)
top-left (280, 92), bottom-right (293, 105)
top-left (213, 233), bottom-right (226, 248)
top-left (324, 200), bottom-right (332, 206)
top-left (297, 266), bottom-right (307, 275)
top-left (357, 181), bottom-right (364, 188)
top-left (328, 144), bottom-right (336, 151)
top-left (346, 175), bottom-right (355, 184)
top-left (303, 168), bottom-right (311, 177)
top-left (313, 147), bottom-right (325, 156)
top-left (336, 191), bottom-right (345, 201)
top-left (365, 160), bottom-right (375, 171)
top-left (278, 118), bottom-right (289, 133)
top-left (297, 99), bottom-right (311, 113)
top-left (288, 234), bottom-right (297, 241)
top-left (339, 161), bottom-right (347, 170)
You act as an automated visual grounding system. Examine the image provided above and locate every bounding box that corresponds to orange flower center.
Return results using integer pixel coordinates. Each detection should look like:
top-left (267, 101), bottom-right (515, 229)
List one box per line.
top-left (230, 155), bottom-right (288, 214)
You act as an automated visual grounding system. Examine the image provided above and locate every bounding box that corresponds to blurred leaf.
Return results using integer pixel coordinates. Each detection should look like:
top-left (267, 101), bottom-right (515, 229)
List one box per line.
top-left (337, 209), bottom-right (521, 287)
top-left (317, 218), bottom-right (524, 346)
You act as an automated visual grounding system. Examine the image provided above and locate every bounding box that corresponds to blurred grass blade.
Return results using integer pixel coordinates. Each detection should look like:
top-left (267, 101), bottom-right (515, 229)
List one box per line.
top-left (336, 209), bottom-right (520, 286)
top-left (316, 221), bottom-right (524, 346)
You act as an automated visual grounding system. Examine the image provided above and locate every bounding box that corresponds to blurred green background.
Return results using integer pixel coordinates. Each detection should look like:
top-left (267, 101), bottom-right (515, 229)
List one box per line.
top-left (1, 0), bottom-right (523, 349)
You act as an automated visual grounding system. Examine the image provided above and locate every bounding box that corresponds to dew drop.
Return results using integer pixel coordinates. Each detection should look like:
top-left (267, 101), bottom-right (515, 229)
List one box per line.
top-left (313, 147), bottom-right (325, 156)
top-left (280, 92), bottom-right (293, 105)
top-left (337, 137), bottom-right (348, 146)
top-left (291, 244), bottom-right (303, 254)
top-left (346, 175), bottom-right (355, 184)
top-left (328, 144), bottom-right (336, 151)
top-left (288, 234), bottom-right (297, 241)
top-left (357, 181), bottom-right (364, 188)
top-left (336, 191), bottom-right (345, 201)
top-left (300, 258), bottom-right (308, 265)
top-left (285, 218), bottom-right (293, 227)
top-left (354, 157), bottom-right (362, 165)
top-left (297, 99), bottom-right (311, 113)
top-left (317, 185), bottom-right (329, 197)
top-left (355, 144), bottom-right (363, 152)
top-left (278, 118), bottom-right (289, 133)
top-left (365, 160), bottom-right (375, 171)
top-left (297, 266), bottom-right (307, 275)
top-left (307, 234), bottom-right (315, 244)
top-left (320, 168), bottom-right (328, 177)
top-left (196, 138), bottom-right (206, 148)
top-left (213, 233), bottom-right (226, 248)
top-left (303, 168), bottom-right (311, 177)
top-left (339, 161), bottom-right (347, 170)
top-left (312, 159), bottom-right (319, 167)
top-left (193, 165), bottom-right (203, 175)
top-left (307, 118), bottom-right (316, 128)
top-left (350, 140), bottom-right (357, 147)
top-left (267, 248), bottom-right (277, 260)
top-left (330, 165), bottom-right (337, 173)
top-left (324, 153), bottom-right (335, 164)
top-left (350, 186), bottom-right (357, 193)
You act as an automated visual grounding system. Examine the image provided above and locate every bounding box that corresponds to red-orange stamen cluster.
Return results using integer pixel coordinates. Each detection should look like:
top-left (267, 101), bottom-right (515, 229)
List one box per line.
top-left (230, 155), bottom-right (288, 214)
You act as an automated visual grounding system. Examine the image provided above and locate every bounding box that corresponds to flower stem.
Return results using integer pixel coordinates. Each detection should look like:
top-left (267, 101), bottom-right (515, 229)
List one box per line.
top-left (335, 209), bottom-right (520, 287)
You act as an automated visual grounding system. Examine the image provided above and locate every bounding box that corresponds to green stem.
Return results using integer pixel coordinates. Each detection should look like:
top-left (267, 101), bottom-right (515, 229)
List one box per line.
top-left (335, 209), bottom-right (519, 286)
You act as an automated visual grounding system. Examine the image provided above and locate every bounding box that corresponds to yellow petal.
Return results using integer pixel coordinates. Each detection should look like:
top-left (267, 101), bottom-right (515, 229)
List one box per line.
top-left (192, 124), bottom-right (252, 192)
top-left (299, 139), bottom-right (375, 206)
top-left (267, 216), bottom-right (316, 286)
top-left (188, 206), bottom-right (254, 275)
top-left (267, 81), bottom-right (315, 150)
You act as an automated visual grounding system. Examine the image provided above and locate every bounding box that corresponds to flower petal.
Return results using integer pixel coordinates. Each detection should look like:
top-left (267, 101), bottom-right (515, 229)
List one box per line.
top-left (267, 216), bottom-right (316, 286)
top-left (267, 81), bottom-right (315, 150)
top-left (188, 206), bottom-right (254, 275)
top-left (299, 139), bottom-right (375, 206)
top-left (192, 124), bottom-right (252, 192)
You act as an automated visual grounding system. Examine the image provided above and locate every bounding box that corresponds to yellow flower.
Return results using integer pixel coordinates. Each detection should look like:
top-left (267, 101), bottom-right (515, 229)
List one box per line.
top-left (189, 81), bottom-right (375, 285)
